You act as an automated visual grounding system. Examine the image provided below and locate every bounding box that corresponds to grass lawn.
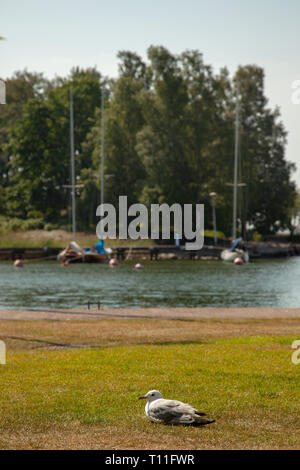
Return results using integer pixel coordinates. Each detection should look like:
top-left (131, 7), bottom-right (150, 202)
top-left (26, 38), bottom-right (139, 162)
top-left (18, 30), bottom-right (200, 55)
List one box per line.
top-left (0, 230), bottom-right (153, 248)
top-left (0, 228), bottom-right (224, 248)
top-left (0, 318), bottom-right (299, 449)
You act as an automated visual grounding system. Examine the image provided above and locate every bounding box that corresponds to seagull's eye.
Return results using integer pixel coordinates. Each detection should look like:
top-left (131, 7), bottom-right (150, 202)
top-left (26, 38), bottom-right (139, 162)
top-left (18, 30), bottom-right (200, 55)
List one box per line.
top-left (151, 393), bottom-right (155, 396)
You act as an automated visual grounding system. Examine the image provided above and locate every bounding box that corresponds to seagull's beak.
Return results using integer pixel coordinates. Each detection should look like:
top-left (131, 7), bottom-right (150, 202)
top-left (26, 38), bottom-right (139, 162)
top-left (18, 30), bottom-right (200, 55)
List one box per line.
top-left (138, 395), bottom-right (147, 400)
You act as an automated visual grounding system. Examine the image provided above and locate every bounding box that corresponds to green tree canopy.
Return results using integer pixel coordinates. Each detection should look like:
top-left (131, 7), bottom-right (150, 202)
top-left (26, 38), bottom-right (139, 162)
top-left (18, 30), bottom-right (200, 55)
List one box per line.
top-left (1, 48), bottom-right (297, 237)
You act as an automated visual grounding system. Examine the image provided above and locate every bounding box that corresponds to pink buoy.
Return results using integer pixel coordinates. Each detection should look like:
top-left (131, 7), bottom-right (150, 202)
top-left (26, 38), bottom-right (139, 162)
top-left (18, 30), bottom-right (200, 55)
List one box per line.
top-left (134, 263), bottom-right (144, 270)
top-left (234, 257), bottom-right (244, 266)
top-left (109, 258), bottom-right (119, 267)
top-left (13, 259), bottom-right (24, 268)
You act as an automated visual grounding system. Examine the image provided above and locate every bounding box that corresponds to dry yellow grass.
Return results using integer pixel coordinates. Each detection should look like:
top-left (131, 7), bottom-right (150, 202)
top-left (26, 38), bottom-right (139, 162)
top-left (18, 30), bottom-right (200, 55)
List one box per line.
top-left (1, 317), bottom-right (300, 350)
top-left (1, 413), bottom-right (298, 450)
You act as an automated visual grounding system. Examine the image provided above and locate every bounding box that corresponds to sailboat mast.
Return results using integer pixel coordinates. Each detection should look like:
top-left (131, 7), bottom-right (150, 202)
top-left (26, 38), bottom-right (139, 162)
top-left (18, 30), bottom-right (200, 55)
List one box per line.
top-left (232, 88), bottom-right (240, 240)
top-left (100, 85), bottom-right (105, 206)
top-left (70, 85), bottom-right (76, 241)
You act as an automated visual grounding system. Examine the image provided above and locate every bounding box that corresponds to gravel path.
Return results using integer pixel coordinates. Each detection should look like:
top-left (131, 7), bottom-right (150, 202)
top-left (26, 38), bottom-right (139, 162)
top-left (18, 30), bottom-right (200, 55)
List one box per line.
top-left (0, 307), bottom-right (299, 321)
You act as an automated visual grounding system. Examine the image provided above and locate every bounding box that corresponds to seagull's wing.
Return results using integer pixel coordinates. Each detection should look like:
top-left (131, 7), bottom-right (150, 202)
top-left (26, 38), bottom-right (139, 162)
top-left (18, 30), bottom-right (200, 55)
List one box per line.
top-left (148, 399), bottom-right (185, 423)
top-left (161, 399), bottom-right (207, 416)
top-left (148, 399), bottom-right (209, 425)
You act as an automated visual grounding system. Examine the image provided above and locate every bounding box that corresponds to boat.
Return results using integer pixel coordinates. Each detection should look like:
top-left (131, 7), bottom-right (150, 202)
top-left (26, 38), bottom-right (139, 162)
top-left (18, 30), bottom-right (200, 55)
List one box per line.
top-left (58, 86), bottom-right (110, 265)
top-left (220, 239), bottom-right (249, 263)
top-left (221, 86), bottom-right (249, 264)
top-left (58, 240), bottom-right (110, 264)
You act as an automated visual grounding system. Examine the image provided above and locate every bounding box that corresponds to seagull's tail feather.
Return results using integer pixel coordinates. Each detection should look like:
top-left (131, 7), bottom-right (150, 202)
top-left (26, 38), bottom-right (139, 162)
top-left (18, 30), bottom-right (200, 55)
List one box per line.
top-left (193, 416), bottom-right (215, 426)
top-left (195, 410), bottom-right (207, 416)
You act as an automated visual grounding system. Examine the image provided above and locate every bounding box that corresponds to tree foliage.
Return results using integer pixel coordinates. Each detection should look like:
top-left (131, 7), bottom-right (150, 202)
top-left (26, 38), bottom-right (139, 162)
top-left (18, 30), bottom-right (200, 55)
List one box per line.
top-left (0, 48), bottom-right (297, 237)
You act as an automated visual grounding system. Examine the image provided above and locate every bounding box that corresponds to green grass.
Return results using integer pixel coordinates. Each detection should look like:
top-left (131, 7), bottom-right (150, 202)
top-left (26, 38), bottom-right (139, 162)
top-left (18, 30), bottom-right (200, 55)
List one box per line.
top-left (0, 228), bottom-right (227, 248)
top-left (0, 334), bottom-right (299, 449)
top-left (0, 231), bottom-right (153, 248)
top-left (0, 237), bottom-right (63, 248)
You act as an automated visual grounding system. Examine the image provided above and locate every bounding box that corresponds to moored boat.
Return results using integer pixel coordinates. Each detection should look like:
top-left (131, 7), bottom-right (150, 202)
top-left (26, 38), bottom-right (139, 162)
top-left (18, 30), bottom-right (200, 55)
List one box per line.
top-left (58, 240), bottom-right (110, 264)
top-left (221, 86), bottom-right (249, 264)
top-left (221, 239), bottom-right (249, 264)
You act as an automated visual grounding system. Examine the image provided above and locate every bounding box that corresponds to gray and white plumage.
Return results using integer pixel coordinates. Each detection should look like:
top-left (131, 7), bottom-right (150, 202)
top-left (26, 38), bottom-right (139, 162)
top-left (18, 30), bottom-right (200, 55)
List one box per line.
top-left (139, 390), bottom-right (215, 426)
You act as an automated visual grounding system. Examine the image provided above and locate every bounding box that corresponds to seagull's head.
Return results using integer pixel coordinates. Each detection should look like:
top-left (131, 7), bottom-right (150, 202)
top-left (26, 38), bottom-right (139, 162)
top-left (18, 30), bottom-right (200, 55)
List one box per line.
top-left (138, 390), bottom-right (163, 402)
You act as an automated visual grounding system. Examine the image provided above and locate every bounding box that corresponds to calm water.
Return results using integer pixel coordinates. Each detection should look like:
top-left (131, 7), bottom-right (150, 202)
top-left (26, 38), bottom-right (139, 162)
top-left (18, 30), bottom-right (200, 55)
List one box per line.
top-left (1, 257), bottom-right (300, 310)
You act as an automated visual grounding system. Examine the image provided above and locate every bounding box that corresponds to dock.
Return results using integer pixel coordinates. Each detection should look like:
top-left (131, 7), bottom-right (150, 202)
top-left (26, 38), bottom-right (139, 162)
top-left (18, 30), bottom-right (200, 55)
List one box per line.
top-left (0, 240), bottom-right (299, 261)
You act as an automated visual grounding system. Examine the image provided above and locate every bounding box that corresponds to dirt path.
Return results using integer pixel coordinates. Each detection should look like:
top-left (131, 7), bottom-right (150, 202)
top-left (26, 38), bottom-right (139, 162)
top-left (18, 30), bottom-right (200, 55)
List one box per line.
top-left (0, 307), bottom-right (299, 321)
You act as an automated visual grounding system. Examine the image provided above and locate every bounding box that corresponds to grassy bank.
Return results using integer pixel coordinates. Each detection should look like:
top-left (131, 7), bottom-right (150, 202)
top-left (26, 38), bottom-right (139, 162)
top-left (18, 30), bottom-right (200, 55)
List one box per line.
top-left (0, 318), bottom-right (299, 449)
top-left (0, 229), bottom-right (226, 249)
top-left (0, 230), bottom-right (153, 249)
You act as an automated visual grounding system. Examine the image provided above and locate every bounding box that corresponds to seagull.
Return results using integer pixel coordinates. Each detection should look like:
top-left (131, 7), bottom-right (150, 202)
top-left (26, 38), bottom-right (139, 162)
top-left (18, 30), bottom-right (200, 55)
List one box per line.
top-left (139, 390), bottom-right (215, 426)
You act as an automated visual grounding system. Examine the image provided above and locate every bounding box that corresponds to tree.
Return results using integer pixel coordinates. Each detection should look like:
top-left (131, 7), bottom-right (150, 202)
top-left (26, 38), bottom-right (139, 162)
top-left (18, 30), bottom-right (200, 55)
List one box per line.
top-left (1, 48), bottom-right (296, 236)
top-left (0, 71), bottom-right (50, 190)
top-left (5, 68), bottom-right (103, 225)
top-left (235, 66), bottom-right (296, 234)
top-left (82, 53), bottom-right (147, 211)
top-left (136, 46), bottom-right (192, 207)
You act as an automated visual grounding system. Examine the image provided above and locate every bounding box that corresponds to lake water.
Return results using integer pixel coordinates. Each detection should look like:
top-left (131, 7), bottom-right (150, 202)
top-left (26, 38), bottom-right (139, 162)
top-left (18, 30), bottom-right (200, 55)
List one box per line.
top-left (1, 257), bottom-right (300, 310)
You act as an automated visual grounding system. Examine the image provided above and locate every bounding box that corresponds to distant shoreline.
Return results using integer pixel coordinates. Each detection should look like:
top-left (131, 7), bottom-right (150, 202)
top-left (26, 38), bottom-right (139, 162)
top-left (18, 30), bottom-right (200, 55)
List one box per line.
top-left (0, 307), bottom-right (300, 321)
top-left (1, 240), bottom-right (300, 261)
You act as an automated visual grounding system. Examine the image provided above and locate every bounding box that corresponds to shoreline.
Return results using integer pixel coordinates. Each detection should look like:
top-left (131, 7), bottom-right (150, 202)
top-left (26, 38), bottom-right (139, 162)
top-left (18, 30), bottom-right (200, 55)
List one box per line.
top-left (0, 307), bottom-right (300, 321)
top-left (0, 239), bottom-right (299, 261)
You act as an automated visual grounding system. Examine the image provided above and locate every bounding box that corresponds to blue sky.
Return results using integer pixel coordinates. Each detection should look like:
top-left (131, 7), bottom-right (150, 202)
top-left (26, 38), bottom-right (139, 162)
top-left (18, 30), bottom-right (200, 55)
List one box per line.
top-left (2, 0), bottom-right (300, 186)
